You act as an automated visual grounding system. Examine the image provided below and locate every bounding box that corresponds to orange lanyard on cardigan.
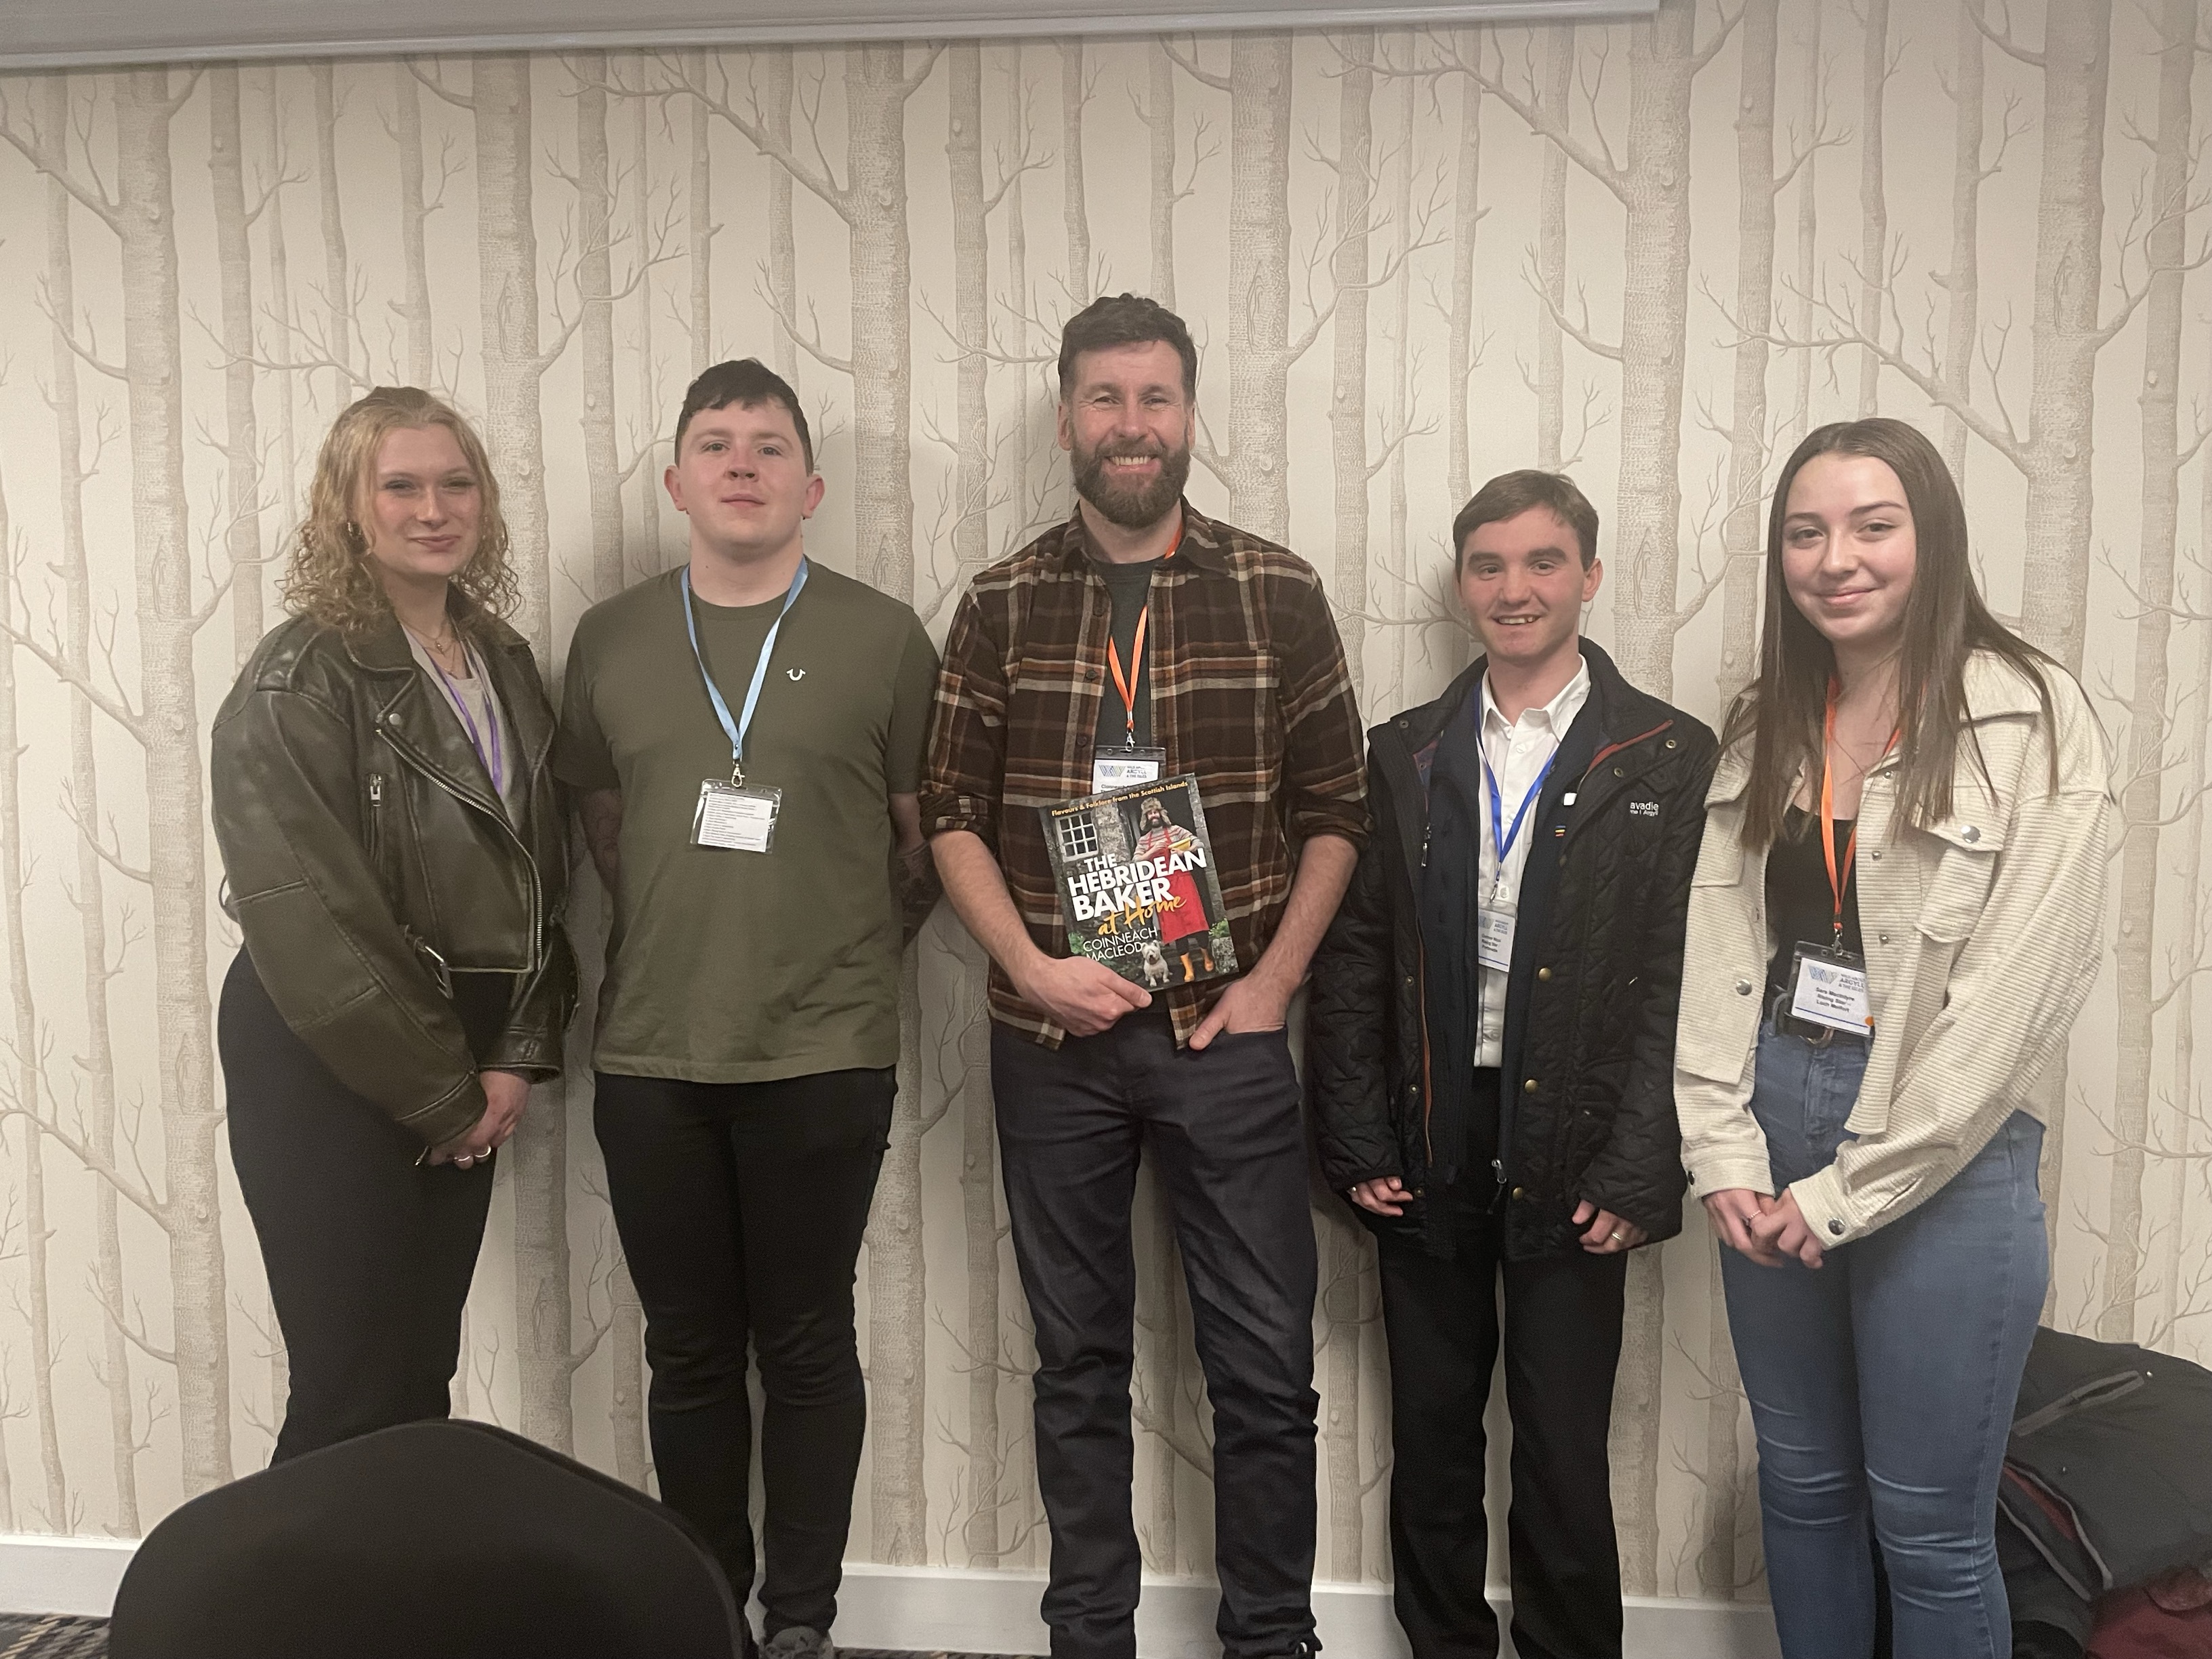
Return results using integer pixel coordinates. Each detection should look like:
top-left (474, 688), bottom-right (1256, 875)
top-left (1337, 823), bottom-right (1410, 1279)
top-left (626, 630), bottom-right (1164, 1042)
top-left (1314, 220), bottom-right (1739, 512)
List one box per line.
top-left (1102, 523), bottom-right (1183, 747)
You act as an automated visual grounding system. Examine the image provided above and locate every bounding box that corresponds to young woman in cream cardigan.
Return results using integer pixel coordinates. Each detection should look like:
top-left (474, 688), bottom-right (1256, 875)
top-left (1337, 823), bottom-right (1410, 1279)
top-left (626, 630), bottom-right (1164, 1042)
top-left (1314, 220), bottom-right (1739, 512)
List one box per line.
top-left (1675, 417), bottom-right (2110, 1659)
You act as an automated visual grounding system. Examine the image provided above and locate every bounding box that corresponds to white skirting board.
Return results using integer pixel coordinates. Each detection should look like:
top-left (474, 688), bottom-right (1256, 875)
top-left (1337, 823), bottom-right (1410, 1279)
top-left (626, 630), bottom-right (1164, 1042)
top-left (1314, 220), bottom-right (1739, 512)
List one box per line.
top-left (0, 1536), bottom-right (1781, 1658)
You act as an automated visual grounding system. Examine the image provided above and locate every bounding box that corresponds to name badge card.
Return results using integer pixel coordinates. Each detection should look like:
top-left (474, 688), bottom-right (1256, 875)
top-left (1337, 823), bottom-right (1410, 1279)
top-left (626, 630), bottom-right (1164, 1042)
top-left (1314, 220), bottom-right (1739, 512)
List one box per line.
top-left (693, 782), bottom-right (783, 853)
top-left (1477, 900), bottom-right (1517, 973)
top-left (1788, 944), bottom-right (1872, 1035)
top-left (1092, 745), bottom-right (1168, 794)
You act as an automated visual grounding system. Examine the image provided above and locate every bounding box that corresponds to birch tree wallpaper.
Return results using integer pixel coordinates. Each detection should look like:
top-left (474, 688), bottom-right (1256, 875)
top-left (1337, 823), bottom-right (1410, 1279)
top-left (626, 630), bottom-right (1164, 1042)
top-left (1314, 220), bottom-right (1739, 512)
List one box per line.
top-left (0, 0), bottom-right (2206, 1614)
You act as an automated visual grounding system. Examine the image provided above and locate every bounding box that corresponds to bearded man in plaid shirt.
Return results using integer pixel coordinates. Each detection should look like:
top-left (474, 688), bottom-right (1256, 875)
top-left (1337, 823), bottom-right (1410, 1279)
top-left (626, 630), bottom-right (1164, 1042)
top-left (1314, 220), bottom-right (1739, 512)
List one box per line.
top-left (924, 294), bottom-right (1368, 1659)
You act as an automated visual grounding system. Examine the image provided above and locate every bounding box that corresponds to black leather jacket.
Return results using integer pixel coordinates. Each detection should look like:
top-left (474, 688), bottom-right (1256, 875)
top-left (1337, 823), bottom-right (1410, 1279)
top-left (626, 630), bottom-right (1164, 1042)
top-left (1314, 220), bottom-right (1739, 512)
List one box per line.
top-left (1307, 642), bottom-right (1715, 1258)
top-left (212, 611), bottom-right (575, 1149)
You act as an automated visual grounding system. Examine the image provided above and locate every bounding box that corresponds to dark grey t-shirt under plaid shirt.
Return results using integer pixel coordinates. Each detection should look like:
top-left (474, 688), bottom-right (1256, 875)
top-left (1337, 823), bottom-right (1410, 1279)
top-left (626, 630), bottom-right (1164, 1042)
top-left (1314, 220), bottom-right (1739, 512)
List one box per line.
top-left (922, 501), bottom-right (1371, 1047)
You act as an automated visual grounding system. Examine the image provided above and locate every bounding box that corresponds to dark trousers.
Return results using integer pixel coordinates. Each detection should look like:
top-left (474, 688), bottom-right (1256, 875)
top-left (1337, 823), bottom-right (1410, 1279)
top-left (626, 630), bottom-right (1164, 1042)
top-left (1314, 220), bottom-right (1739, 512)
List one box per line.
top-left (220, 950), bottom-right (498, 1465)
top-left (991, 1015), bottom-right (1319, 1659)
top-left (1377, 1201), bottom-right (1630, 1659)
top-left (592, 1067), bottom-right (893, 1638)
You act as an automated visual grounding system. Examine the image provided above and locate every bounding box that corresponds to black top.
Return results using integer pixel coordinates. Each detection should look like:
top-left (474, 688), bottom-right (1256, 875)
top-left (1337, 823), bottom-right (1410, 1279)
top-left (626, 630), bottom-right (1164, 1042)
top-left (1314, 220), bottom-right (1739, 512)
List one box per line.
top-left (1765, 804), bottom-right (1864, 999)
top-left (1090, 556), bottom-right (1162, 754)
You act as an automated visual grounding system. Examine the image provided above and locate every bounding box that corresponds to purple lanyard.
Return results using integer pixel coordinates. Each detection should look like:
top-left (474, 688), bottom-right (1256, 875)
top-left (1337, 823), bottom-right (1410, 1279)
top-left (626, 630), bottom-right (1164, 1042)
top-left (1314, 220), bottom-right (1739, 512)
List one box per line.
top-left (427, 644), bottom-right (504, 794)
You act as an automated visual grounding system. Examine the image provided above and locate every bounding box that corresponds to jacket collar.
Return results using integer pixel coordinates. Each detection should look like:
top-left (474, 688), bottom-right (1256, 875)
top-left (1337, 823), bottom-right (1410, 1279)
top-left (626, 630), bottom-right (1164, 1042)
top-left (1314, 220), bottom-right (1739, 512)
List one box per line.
top-left (346, 612), bottom-right (550, 817)
top-left (1385, 638), bottom-right (1655, 762)
top-left (1052, 498), bottom-right (1231, 576)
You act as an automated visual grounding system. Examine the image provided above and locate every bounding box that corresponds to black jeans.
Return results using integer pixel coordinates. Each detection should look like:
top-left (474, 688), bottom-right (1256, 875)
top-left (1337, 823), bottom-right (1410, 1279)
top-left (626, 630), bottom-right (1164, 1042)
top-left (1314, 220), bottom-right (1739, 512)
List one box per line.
top-left (220, 950), bottom-right (500, 1464)
top-left (1376, 1200), bottom-right (1629, 1659)
top-left (592, 1067), bottom-right (893, 1638)
top-left (991, 1014), bottom-right (1319, 1659)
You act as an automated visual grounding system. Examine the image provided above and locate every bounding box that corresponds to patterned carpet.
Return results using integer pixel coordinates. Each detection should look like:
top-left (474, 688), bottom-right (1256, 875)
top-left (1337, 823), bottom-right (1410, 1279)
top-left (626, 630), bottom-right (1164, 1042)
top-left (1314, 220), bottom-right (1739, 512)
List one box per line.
top-left (0, 1620), bottom-right (1024, 1658)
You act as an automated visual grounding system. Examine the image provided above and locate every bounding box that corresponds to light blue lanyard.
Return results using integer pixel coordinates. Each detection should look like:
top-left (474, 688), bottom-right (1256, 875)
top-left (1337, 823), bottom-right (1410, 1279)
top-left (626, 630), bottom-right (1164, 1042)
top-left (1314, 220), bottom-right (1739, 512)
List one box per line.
top-left (1479, 686), bottom-right (1562, 890)
top-left (680, 559), bottom-right (808, 785)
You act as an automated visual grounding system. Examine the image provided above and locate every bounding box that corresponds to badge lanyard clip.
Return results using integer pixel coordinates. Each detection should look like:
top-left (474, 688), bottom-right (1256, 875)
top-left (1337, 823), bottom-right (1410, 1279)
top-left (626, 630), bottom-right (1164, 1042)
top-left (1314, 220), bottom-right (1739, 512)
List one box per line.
top-left (682, 559), bottom-right (808, 787)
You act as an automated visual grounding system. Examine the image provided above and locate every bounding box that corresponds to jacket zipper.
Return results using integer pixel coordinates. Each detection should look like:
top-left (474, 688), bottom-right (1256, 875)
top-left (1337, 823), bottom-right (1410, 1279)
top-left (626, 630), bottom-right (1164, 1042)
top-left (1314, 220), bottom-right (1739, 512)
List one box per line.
top-left (379, 721), bottom-right (546, 979)
top-left (365, 773), bottom-right (386, 865)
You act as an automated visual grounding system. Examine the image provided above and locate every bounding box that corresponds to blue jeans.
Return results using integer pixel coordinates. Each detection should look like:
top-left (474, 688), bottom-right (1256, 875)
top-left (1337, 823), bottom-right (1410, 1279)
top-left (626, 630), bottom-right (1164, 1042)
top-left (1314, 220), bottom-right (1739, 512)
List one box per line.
top-left (1721, 1024), bottom-right (2047, 1659)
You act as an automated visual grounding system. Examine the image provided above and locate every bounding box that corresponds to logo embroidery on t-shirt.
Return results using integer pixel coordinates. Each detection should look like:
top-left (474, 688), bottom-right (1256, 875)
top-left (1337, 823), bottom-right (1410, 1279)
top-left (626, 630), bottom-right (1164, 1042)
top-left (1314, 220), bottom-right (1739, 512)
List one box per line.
top-left (787, 668), bottom-right (807, 681)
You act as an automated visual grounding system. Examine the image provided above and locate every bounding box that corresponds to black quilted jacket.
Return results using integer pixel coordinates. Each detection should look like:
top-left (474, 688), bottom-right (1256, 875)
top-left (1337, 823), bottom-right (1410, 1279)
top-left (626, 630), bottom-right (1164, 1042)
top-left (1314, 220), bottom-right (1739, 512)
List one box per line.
top-left (1307, 642), bottom-right (1716, 1259)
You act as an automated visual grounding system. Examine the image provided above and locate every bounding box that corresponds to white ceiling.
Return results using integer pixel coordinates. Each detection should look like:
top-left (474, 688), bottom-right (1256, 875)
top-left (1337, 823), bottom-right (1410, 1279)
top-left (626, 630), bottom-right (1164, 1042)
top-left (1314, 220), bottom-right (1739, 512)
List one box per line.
top-left (2, 0), bottom-right (1658, 69)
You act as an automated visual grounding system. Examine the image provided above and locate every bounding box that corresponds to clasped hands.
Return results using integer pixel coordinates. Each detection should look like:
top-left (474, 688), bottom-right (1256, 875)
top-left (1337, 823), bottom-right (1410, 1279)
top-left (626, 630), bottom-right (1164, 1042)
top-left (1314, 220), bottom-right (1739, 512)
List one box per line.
top-left (428, 1069), bottom-right (532, 1168)
top-left (1346, 1178), bottom-right (1647, 1255)
top-left (1703, 1187), bottom-right (1826, 1269)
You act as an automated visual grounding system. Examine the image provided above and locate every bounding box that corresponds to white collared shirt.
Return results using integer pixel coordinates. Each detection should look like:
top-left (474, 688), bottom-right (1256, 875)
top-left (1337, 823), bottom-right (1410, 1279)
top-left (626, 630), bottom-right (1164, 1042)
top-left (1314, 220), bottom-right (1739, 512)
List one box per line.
top-left (1475, 659), bottom-right (1591, 1067)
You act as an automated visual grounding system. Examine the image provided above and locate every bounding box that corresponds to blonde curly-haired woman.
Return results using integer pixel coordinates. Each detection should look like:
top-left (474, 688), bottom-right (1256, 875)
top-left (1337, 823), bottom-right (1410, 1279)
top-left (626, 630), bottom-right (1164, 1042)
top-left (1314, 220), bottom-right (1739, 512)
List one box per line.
top-left (211, 388), bottom-right (573, 1460)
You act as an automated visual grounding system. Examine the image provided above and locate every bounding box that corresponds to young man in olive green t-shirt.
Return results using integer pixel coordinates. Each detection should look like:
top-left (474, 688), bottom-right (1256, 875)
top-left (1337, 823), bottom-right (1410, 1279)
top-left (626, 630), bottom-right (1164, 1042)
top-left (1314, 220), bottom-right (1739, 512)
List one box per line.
top-left (556, 359), bottom-right (936, 1659)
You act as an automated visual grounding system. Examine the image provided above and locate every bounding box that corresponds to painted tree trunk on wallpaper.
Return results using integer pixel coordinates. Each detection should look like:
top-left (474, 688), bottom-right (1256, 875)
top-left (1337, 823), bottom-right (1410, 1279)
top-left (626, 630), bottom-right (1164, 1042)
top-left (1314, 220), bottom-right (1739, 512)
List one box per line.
top-left (94, 68), bottom-right (232, 1497)
top-left (262, 73), bottom-right (302, 512)
top-left (1328, 30), bottom-right (1374, 694)
top-left (1534, 27), bottom-right (1572, 475)
top-left (2100, 0), bottom-right (2195, 1345)
top-left (763, 49), bottom-right (800, 391)
top-left (41, 82), bottom-right (142, 1528)
top-left (947, 41), bottom-right (992, 608)
top-left (1146, 43), bottom-right (1179, 309)
top-left (1385, 51), bottom-right (1417, 712)
top-left (1062, 43), bottom-right (1092, 306)
top-left (1172, 34), bottom-right (1299, 544)
top-left (0, 459), bottom-right (70, 1534)
top-left (394, 60), bottom-right (436, 388)
top-left (314, 64), bottom-right (352, 384)
top-left (629, 55), bottom-right (664, 581)
top-left (1443, 41), bottom-right (1482, 509)
top-left (1940, 5), bottom-right (1987, 489)
top-left (577, 56), bottom-right (628, 605)
top-left (1787, 2), bottom-right (1820, 447)
top-left (1854, 0), bottom-right (1889, 417)
top-left (2160, 621), bottom-right (2210, 1343)
top-left (1004, 47), bottom-right (1035, 512)
top-left (1715, 0), bottom-right (1779, 709)
top-left (689, 52), bottom-right (714, 375)
top-left (210, 67), bottom-right (266, 670)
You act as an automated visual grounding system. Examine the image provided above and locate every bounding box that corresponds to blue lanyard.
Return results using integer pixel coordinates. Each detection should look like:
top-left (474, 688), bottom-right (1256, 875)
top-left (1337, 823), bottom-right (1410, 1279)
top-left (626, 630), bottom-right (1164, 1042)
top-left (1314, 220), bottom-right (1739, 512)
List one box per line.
top-left (1479, 686), bottom-right (1563, 889)
top-left (681, 559), bottom-right (808, 785)
top-left (426, 644), bottom-right (504, 795)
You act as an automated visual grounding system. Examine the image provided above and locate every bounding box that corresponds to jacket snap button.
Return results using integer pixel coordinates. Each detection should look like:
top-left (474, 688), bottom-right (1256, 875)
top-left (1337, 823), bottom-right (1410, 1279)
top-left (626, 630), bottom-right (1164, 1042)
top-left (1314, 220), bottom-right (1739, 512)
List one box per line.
top-left (1404, 975), bottom-right (1415, 988)
top-left (1664, 737), bottom-right (1677, 749)
top-left (1869, 850), bottom-right (1881, 860)
top-left (1613, 766), bottom-right (1624, 777)
top-left (1827, 1220), bottom-right (1845, 1237)
top-left (1735, 979), bottom-right (1753, 996)
top-left (1962, 825), bottom-right (1980, 843)
top-left (1878, 933), bottom-right (1890, 944)
top-left (1511, 1186), bottom-right (1524, 1199)
top-left (1536, 966), bottom-right (1551, 981)
top-left (1523, 1078), bottom-right (1538, 1094)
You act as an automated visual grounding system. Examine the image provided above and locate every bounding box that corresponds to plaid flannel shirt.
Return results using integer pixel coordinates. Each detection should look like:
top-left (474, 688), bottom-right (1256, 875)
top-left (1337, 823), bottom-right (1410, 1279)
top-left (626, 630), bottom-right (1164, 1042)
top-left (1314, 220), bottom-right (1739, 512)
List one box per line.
top-left (922, 501), bottom-right (1370, 1046)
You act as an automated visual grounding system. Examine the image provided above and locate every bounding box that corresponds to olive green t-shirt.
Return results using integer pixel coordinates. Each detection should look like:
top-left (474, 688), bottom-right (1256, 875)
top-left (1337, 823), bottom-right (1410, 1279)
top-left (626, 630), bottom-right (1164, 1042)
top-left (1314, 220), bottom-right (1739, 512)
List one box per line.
top-left (555, 563), bottom-right (938, 1082)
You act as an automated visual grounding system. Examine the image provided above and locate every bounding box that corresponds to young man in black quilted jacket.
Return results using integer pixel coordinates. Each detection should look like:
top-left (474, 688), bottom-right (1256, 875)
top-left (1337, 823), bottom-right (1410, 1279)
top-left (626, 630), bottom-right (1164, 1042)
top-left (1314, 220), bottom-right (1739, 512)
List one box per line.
top-left (1307, 470), bottom-right (1716, 1659)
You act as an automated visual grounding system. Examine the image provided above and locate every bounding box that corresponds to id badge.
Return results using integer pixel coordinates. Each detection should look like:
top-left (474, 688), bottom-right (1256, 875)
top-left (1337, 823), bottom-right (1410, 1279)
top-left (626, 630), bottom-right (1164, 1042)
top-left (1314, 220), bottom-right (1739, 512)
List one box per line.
top-left (692, 781), bottom-right (782, 853)
top-left (1092, 745), bottom-right (1167, 794)
top-left (1788, 944), bottom-right (1872, 1034)
top-left (1477, 900), bottom-right (1516, 972)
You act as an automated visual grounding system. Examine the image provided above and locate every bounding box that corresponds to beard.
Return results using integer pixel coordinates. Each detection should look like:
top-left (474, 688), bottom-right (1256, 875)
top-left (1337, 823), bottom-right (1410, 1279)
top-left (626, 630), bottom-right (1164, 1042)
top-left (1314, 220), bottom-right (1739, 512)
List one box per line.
top-left (1072, 434), bottom-right (1193, 529)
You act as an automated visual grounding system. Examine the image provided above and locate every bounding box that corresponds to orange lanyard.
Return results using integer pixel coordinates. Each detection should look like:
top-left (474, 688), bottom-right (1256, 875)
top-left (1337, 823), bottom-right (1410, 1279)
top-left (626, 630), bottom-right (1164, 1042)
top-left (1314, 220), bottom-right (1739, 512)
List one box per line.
top-left (1102, 524), bottom-right (1182, 746)
top-left (1819, 683), bottom-right (1897, 950)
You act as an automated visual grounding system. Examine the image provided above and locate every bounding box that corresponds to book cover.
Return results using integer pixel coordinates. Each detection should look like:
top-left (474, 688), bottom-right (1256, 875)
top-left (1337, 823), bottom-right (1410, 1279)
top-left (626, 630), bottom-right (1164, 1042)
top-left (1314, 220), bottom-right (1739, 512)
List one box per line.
top-left (1040, 774), bottom-right (1239, 990)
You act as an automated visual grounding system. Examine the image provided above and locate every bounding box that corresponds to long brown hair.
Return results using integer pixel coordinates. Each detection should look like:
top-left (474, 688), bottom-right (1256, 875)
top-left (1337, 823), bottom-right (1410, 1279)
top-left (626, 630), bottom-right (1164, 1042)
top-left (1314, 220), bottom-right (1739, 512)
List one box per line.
top-left (279, 386), bottom-right (518, 636)
top-left (1723, 417), bottom-right (2057, 847)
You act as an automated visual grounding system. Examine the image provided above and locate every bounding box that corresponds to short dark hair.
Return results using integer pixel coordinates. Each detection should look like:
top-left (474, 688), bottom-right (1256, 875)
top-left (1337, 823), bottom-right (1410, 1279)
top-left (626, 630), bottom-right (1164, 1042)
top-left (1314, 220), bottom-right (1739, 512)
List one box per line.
top-left (1057, 294), bottom-right (1199, 401)
top-left (1452, 470), bottom-right (1600, 571)
top-left (674, 359), bottom-right (814, 472)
